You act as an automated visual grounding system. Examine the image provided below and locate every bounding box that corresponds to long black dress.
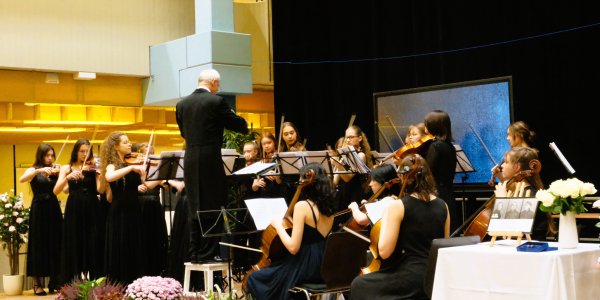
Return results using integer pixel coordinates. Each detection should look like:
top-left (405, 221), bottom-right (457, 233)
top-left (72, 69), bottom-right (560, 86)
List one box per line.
top-left (139, 187), bottom-right (168, 275)
top-left (61, 170), bottom-right (98, 282)
top-left (350, 195), bottom-right (447, 300)
top-left (105, 168), bottom-right (143, 284)
top-left (245, 201), bottom-right (328, 300)
top-left (424, 139), bottom-right (458, 231)
top-left (26, 173), bottom-right (62, 287)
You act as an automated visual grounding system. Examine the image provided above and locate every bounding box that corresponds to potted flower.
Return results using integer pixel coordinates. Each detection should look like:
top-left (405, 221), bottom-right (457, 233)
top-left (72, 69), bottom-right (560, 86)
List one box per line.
top-left (0, 190), bottom-right (30, 295)
top-left (536, 178), bottom-right (596, 248)
top-left (125, 276), bottom-right (183, 299)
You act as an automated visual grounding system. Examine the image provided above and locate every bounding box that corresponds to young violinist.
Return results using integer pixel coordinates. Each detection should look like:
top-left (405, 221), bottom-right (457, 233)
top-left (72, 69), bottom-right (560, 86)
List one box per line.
top-left (54, 138), bottom-right (104, 283)
top-left (101, 131), bottom-right (155, 284)
top-left (350, 154), bottom-right (449, 300)
top-left (405, 123), bottom-right (427, 144)
top-left (280, 121), bottom-right (306, 152)
top-left (347, 164), bottom-right (400, 226)
top-left (492, 121), bottom-right (536, 182)
top-left (245, 163), bottom-right (336, 300)
top-left (493, 147), bottom-right (553, 240)
top-left (252, 133), bottom-right (284, 197)
top-left (132, 142), bottom-right (168, 276)
top-left (243, 141), bottom-right (260, 166)
top-left (19, 143), bottom-right (63, 295)
top-left (423, 109), bottom-right (458, 231)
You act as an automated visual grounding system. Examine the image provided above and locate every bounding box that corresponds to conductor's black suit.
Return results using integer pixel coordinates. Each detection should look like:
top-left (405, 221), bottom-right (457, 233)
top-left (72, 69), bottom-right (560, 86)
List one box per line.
top-left (176, 88), bottom-right (248, 261)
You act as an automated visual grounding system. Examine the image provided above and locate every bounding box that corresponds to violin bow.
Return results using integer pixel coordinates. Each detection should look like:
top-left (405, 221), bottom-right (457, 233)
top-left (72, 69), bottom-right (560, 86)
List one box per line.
top-left (54, 135), bottom-right (70, 163)
top-left (82, 125), bottom-right (99, 166)
top-left (348, 113), bottom-right (356, 128)
top-left (376, 122), bottom-right (394, 152)
top-left (276, 114), bottom-right (285, 153)
top-left (468, 123), bottom-right (498, 166)
top-left (385, 115), bottom-right (405, 146)
top-left (142, 129), bottom-right (155, 173)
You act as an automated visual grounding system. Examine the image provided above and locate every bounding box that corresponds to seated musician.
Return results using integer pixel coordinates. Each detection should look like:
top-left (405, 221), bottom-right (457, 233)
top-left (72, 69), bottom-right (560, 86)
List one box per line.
top-left (245, 163), bottom-right (335, 300)
top-left (350, 154), bottom-right (449, 300)
top-left (243, 141), bottom-right (260, 166)
top-left (492, 121), bottom-right (536, 182)
top-left (493, 147), bottom-right (555, 240)
top-left (405, 122), bottom-right (427, 144)
top-left (347, 164), bottom-right (400, 226)
top-left (281, 121), bottom-right (306, 152)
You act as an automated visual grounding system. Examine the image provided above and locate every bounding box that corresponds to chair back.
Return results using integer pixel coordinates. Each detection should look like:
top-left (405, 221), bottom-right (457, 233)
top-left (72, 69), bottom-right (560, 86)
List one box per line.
top-left (320, 231), bottom-right (370, 289)
top-left (423, 236), bottom-right (480, 298)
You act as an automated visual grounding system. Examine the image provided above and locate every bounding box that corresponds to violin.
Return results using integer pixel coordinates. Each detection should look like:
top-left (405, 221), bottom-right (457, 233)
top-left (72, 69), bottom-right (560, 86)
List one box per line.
top-left (454, 159), bottom-right (542, 241)
top-left (242, 168), bottom-right (316, 291)
top-left (81, 156), bottom-right (101, 174)
top-left (124, 152), bottom-right (158, 166)
top-left (381, 134), bottom-right (434, 163)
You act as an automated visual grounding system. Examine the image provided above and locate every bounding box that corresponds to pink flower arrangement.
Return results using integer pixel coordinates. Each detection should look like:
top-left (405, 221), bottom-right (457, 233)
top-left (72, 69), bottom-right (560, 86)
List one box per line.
top-left (125, 276), bottom-right (183, 300)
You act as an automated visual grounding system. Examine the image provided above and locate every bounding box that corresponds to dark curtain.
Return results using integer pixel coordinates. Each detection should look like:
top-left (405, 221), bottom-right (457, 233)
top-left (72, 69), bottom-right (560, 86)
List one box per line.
top-left (272, 1), bottom-right (600, 188)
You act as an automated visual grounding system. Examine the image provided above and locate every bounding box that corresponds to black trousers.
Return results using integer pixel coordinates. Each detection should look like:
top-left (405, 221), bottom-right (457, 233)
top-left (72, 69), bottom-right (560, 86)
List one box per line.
top-left (184, 144), bottom-right (227, 260)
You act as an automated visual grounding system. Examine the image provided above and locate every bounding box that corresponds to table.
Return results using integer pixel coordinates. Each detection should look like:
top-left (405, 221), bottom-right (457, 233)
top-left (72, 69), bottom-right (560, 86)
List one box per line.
top-left (432, 242), bottom-right (600, 300)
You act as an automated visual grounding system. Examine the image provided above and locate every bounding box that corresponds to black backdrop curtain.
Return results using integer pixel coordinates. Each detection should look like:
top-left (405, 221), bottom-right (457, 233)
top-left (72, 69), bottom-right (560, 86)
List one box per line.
top-left (272, 1), bottom-right (600, 188)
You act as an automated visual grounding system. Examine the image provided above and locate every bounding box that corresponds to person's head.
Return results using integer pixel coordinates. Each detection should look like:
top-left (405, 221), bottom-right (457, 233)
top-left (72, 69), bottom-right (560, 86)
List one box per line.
top-left (70, 139), bottom-right (93, 164)
top-left (133, 142), bottom-right (154, 155)
top-left (369, 164), bottom-right (400, 196)
top-left (282, 121), bottom-right (301, 150)
top-left (197, 69), bottom-right (221, 94)
top-left (100, 131), bottom-right (130, 173)
top-left (243, 141), bottom-right (259, 162)
top-left (396, 154), bottom-right (437, 201)
top-left (33, 143), bottom-right (56, 168)
top-left (345, 125), bottom-right (373, 167)
top-left (405, 123), bottom-right (427, 144)
top-left (501, 147), bottom-right (543, 189)
top-left (510, 202), bottom-right (519, 210)
top-left (507, 121), bottom-right (535, 148)
top-left (424, 110), bottom-right (453, 142)
top-left (299, 163), bottom-right (335, 216)
top-left (260, 132), bottom-right (277, 156)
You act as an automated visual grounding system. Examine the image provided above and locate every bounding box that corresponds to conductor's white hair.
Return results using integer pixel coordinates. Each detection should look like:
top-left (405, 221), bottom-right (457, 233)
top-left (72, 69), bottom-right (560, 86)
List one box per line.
top-left (198, 69), bottom-right (221, 84)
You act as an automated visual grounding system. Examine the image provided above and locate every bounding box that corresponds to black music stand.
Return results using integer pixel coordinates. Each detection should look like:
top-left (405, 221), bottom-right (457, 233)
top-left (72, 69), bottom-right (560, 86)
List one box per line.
top-left (274, 151), bottom-right (336, 176)
top-left (454, 144), bottom-right (475, 223)
top-left (146, 152), bottom-right (185, 233)
top-left (197, 207), bottom-right (259, 291)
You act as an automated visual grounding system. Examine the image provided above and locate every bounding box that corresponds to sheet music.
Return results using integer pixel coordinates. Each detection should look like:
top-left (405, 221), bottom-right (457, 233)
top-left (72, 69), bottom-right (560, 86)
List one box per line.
top-left (365, 200), bottom-right (388, 224)
top-left (222, 148), bottom-right (241, 175)
top-left (549, 142), bottom-right (576, 174)
top-left (277, 151), bottom-right (306, 174)
top-left (338, 146), bottom-right (370, 174)
top-left (454, 144), bottom-right (475, 173)
top-left (233, 162), bottom-right (276, 175)
top-left (244, 198), bottom-right (288, 230)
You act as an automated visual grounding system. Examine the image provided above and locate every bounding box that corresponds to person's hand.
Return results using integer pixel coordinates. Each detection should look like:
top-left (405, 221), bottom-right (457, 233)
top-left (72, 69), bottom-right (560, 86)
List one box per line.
top-left (137, 184), bottom-right (148, 193)
top-left (264, 170), bottom-right (277, 182)
top-left (494, 181), bottom-right (508, 197)
top-left (491, 164), bottom-right (502, 176)
top-left (252, 177), bottom-right (266, 191)
top-left (270, 218), bottom-right (283, 230)
top-left (348, 202), bottom-right (359, 211)
top-left (360, 199), bottom-right (368, 205)
top-left (38, 167), bottom-right (53, 176)
top-left (67, 170), bottom-right (83, 181)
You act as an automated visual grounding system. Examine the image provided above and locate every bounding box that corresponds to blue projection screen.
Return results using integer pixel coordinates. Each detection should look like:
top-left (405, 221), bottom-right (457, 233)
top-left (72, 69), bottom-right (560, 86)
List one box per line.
top-left (374, 77), bottom-right (512, 184)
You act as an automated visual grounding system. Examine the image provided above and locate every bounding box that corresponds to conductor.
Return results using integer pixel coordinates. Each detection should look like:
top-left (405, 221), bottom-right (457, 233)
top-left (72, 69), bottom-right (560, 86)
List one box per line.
top-left (176, 69), bottom-right (249, 263)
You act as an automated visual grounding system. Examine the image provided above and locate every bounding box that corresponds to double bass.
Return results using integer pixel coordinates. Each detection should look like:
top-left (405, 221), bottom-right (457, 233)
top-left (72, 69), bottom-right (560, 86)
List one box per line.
top-left (242, 168), bottom-right (315, 290)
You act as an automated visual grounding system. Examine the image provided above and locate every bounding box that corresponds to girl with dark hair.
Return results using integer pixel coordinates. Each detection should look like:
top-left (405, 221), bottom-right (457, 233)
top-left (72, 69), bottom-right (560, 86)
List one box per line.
top-left (245, 163), bottom-right (336, 300)
top-left (54, 139), bottom-right (105, 282)
top-left (423, 109), bottom-right (458, 231)
top-left (350, 154), bottom-right (449, 299)
top-left (19, 143), bottom-right (63, 295)
top-left (348, 164), bottom-right (399, 226)
top-left (280, 121), bottom-right (306, 152)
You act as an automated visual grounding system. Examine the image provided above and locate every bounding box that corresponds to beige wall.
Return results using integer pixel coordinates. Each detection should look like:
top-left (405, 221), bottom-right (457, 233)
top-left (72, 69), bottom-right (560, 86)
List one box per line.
top-left (0, 0), bottom-right (195, 76)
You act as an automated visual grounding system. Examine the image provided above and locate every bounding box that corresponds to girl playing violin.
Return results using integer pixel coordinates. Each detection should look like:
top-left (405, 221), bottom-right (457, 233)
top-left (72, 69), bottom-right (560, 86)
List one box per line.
top-left (54, 138), bottom-right (105, 283)
top-left (280, 121), bottom-right (306, 152)
top-left (493, 147), bottom-right (553, 240)
top-left (245, 163), bottom-right (335, 300)
top-left (19, 143), bottom-right (63, 295)
top-left (350, 154), bottom-right (449, 300)
top-left (492, 121), bottom-right (536, 182)
top-left (101, 131), bottom-right (156, 284)
top-left (405, 123), bottom-right (427, 145)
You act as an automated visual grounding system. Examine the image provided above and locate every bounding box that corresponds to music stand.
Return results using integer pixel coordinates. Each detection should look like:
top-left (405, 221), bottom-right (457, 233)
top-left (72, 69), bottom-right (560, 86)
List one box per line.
top-left (454, 144), bottom-right (476, 224)
top-left (197, 207), bottom-right (259, 292)
top-left (221, 149), bottom-right (241, 175)
top-left (337, 146), bottom-right (370, 175)
top-left (274, 151), bottom-right (335, 176)
top-left (146, 151), bottom-right (185, 233)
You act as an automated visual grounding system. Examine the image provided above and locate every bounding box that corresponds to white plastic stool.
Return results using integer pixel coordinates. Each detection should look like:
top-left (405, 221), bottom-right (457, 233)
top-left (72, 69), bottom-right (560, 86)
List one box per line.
top-left (183, 262), bottom-right (229, 293)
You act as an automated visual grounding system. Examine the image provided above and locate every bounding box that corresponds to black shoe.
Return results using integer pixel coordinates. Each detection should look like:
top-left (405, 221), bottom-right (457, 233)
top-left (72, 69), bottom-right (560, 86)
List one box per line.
top-left (33, 285), bottom-right (47, 296)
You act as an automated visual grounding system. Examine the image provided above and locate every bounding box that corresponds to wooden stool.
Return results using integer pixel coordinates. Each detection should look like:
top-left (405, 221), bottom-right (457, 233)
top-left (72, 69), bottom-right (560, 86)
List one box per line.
top-left (183, 262), bottom-right (229, 294)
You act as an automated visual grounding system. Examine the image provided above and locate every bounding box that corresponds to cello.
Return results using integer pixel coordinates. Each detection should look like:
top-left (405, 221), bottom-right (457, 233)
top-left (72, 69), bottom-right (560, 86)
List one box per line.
top-left (242, 168), bottom-right (316, 290)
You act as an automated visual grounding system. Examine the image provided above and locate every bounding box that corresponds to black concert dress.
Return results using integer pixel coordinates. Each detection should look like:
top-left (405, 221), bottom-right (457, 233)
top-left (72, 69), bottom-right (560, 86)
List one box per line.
top-left (139, 187), bottom-right (168, 275)
top-left (105, 168), bottom-right (143, 284)
top-left (26, 173), bottom-right (63, 286)
top-left (61, 170), bottom-right (98, 282)
top-left (350, 195), bottom-right (447, 300)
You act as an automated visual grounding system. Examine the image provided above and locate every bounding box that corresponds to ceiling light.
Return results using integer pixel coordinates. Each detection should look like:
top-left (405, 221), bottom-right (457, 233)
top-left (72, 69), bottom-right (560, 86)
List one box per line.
top-left (74, 72), bottom-right (96, 80)
top-left (23, 120), bottom-right (134, 126)
top-left (45, 73), bottom-right (59, 84)
top-left (0, 127), bottom-right (86, 133)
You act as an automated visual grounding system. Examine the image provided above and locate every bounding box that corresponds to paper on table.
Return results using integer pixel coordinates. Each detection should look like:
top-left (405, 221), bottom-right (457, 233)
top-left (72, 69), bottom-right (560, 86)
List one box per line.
top-left (365, 200), bottom-right (388, 224)
top-left (244, 198), bottom-right (288, 230)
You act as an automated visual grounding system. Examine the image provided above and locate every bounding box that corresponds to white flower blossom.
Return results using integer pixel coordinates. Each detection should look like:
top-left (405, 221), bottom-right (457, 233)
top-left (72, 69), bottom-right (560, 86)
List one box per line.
top-left (0, 214), bottom-right (4, 220)
top-left (12, 211), bottom-right (18, 216)
top-left (593, 200), bottom-right (600, 209)
top-left (16, 217), bottom-right (23, 224)
top-left (5, 203), bottom-right (11, 208)
top-left (8, 225), bottom-right (15, 232)
top-left (536, 189), bottom-right (555, 206)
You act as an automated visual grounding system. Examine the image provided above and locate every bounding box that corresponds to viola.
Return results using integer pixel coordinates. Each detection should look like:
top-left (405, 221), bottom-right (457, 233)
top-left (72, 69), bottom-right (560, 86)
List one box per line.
top-left (381, 134), bottom-right (434, 163)
top-left (454, 159), bottom-right (542, 241)
top-left (242, 168), bottom-right (315, 291)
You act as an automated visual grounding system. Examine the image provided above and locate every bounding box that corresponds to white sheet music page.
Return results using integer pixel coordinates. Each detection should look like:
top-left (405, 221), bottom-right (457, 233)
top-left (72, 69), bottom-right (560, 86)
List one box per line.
top-left (365, 200), bottom-right (389, 224)
top-left (233, 162), bottom-right (276, 175)
top-left (244, 198), bottom-right (288, 230)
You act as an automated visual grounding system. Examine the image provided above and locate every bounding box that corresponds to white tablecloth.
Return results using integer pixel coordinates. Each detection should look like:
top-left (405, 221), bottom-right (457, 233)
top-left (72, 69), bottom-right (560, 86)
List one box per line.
top-left (432, 242), bottom-right (600, 300)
